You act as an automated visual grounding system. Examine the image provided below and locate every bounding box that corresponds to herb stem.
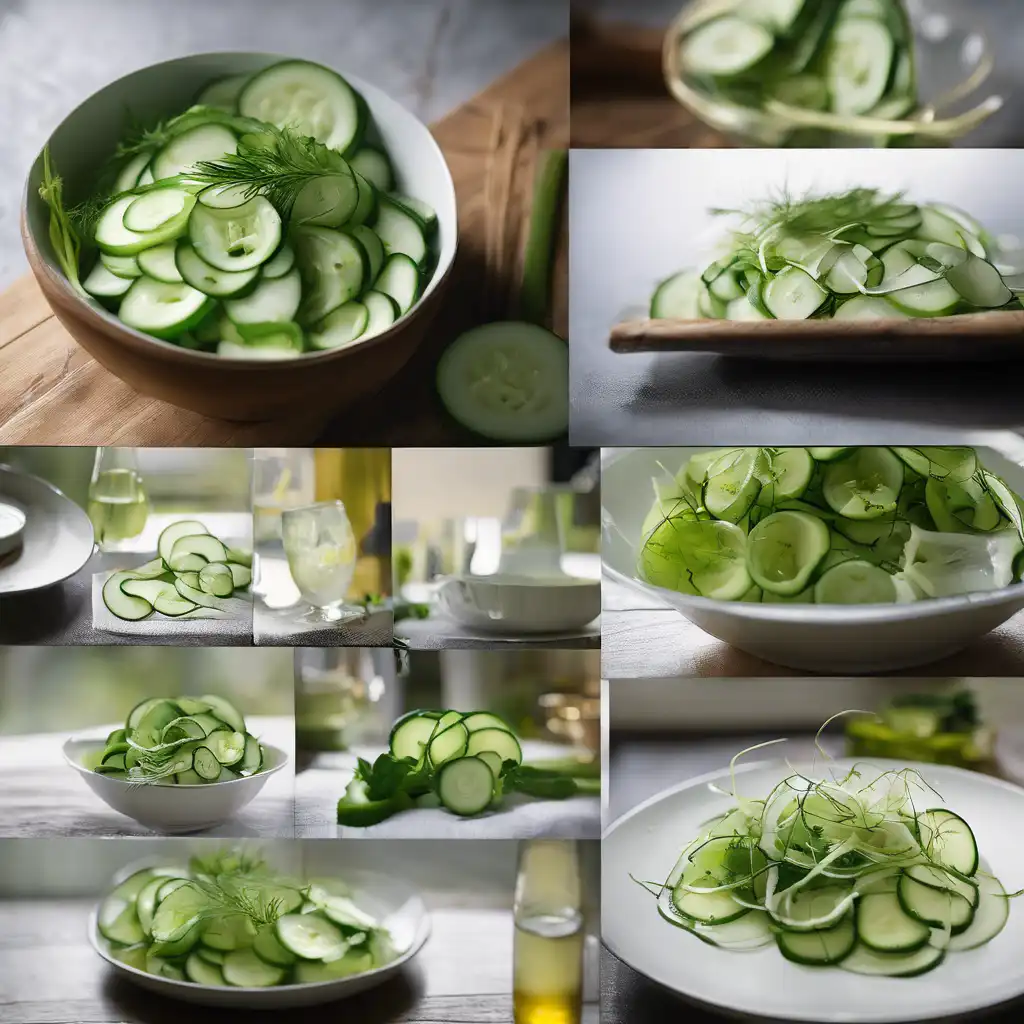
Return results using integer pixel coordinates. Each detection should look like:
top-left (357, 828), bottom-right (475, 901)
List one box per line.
top-left (520, 148), bottom-right (567, 327)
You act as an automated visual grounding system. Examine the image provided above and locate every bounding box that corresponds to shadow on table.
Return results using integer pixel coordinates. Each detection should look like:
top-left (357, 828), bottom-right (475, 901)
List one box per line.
top-left (0, 585), bottom-right (82, 645)
top-left (101, 962), bottom-right (425, 1024)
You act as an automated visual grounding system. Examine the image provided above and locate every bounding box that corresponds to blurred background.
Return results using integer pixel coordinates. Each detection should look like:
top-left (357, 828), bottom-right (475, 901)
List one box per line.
top-left (607, 676), bottom-right (1024, 823)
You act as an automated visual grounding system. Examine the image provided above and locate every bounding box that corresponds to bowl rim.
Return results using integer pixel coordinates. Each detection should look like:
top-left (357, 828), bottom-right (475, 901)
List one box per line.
top-left (441, 573), bottom-right (601, 591)
top-left (88, 868), bottom-right (431, 996)
top-left (63, 733), bottom-right (290, 788)
top-left (22, 50), bottom-right (459, 369)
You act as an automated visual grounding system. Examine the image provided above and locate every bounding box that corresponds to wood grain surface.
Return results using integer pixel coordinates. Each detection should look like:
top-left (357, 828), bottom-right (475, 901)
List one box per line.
top-left (0, 41), bottom-right (569, 447)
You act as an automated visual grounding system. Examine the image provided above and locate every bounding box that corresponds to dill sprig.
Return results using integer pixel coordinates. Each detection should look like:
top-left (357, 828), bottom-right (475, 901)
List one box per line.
top-left (111, 106), bottom-right (264, 164)
top-left (187, 848), bottom-right (306, 929)
top-left (38, 146), bottom-right (86, 295)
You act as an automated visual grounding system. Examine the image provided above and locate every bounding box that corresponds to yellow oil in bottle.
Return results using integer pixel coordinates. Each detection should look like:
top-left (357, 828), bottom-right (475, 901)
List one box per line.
top-left (87, 468), bottom-right (149, 547)
top-left (513, 911), bottom-right (583, 1024)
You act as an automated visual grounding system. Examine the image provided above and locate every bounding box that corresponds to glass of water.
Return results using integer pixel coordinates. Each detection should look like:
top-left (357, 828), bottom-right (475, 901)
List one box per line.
top-left (87, 447), bottom-right (149, 552)
top-left (282, 500), bottom-right (360, 622)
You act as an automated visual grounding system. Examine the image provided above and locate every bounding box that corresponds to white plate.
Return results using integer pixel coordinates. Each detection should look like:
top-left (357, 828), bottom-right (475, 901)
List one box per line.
top-left (603, 757), bottom-right (1024, 1023)
top-left (0, 465), bottom-right (95, 594)
top-left (64, 733), bottom-right (288, 834)
top-left (601, 446), bottom-right (1024, 672)
top-left (90, 865), bottom-right (430, 1009)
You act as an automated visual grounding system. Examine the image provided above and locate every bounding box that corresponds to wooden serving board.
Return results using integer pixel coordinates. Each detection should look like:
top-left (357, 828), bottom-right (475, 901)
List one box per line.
top-left (0, 41), bottom-right (568, 447)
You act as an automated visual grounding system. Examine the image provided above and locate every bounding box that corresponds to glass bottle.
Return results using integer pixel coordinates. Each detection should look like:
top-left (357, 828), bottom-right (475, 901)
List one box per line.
top-left (87, 448), bottom-right (149, 551)
top-left (513, 839), bottom-right (584, 1024)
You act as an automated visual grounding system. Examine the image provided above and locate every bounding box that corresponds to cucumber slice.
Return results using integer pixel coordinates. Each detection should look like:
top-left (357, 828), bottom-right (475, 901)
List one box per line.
top-left (237, 735), bottom-right (264, 775)
top-left (898, 873), bottom-right (975, 933)
top-left (198, 694), bottom-right (247, 735)
top-left (925, 476), bottom-right (1001, 533)
top-left (150, 884), bottom-right (209, 945)
top-left (173, 578), bottom-right (229, 611)
top-left (436, 321), bottom-right (568, 442)
top-left (428, 721), bottom-right (469, 766)
top-left (813, 560), bottom-right (897, 604)
top-left (825, 17), bottom-right (895, 115)
top-left (389, 193), bottom-right (437, 232)
top-left (673, 879), bottom-right (748, 925)
top-left (764, 448), bottom-right (814, 501)
top-left (185, 951), bottom-right (225, 985)
top-left (261, 243), bottom-right (295, 280)
top-left (101, 253), bottom-right (143, 279)
top-left (348, 171), bottom-right (378, 227)
top-left (221, 948), bottom-right (286, 987)
top-left (436, 756), bottom-right (495, 816)
top-left (170, 533), bottom-right (228, 564)
top-left (465, 727), bottom-right (523, 765)
top-left (361, 290), bottom-right (398, 339)
top-left (228, 562), bottom-right (252, 588)
top-left (947, 873), bottom-right (1009, 951)
top-left (777, 916), bottom-right (857, 966)
top-left (460, 711), bottom-right (510, 734)
top-left (374, 197), bottom-right (428, 266)
top-left (389, 711), bottom-right (439, 761)
top-left (169, 552), bottom-right (208, 573)
top-left (291, 170), bottom-right (360, 228)
top-left (204, 730), bottom-right (245, 766)
top-left (293, 227), bottom-right (367, 324)
top-left (225, 268), bottom-right (301, 324)
top-left (940, 250), bottom-right (1014, 309)
top-left (252, 926), bottom-right (297, 967)
top-left (475, 749), bottom-right (504, 779)
top-left (124, 189), bottom-right (196, 233)
top-left (740, 0), bottom-right (806, 33)
top-left (234, 321), bottom-right (305, 355)
top-left (157, 520), bottom-right (209, 563)
top-left (113, 152), bottom-right (152, 194)
top-left (310, 301), bottom-right (368, 351)
top-left (350, 147), bottom-right (394, 192)
top-left (349, 225), bottom-right (384, 283)
top-left (137, 165), bottom-right (155, 186)
top-left (823, 447), bottom-right (904, 520)
top-left (747, 511), bottom-right (830, 596)
top-left (916, 809), bottom-right (979, 876)
top-left (96, 195), bottom-right (192, 256)
top-left (102, 571), bottom-right (155, 621)
top-left (703, 448), bottom-right (765, 522)
top-left (239, 60), bottom-right (363, 154)
top-left (274, 912), bottom-right (347, 960)
top-left (195, 73), bottom-right (251, 112)
top-left (651, 270), bottom-right (701, 319)
top-left (189, 196), bottom-right (282, 273)
top-left (763, 266), bottom-right (828, 320)
top-left (641, 517), bottom-right (751, 599)
top-left (681, 16), bottom-right (774, 77)
top-left (292, 948), bottom-right (374, 983)
top-left (917, 206), bottom-right (987, 258)
top-left (151, 123), bottom-right (237, 180)
top-left (136, 242), bottom-right (184, 284)
top-left (834, 295), bottom-right (909, 320)
top-left (119, 278), bottom-right (214, 340)
top-left (857, 890), bottom-right (930, 953)
top-left (374, 253), bottom-right (421, 315)
top-left (905, 864), bottom-right (979, 907)
top-left (175, 240), bottom-right (260, 297)
top-left (84, 261), bottom-right (134, 299)
top-left (842, 942), bottom-right (944, 977)
top-left (98, 891), bottom-right (147, 946)
top-left (192, 746), bottom-right (221, 781)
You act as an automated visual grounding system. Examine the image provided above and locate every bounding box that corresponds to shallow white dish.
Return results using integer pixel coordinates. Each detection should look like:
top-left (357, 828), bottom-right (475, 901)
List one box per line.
top-left (90, 863), bottom-right (430, 1009)
top-left (0, 466), bottom-right (95, 594)
top-left (601, 446), bottom-right (1024, 673)
top-left (436, 573), bottom-right (601, 634)
top-left (603, 757), bottom-right (1024, 1023)
top-left (0, 502), bottom-right (26, 557)
top-left (64, 734), bottom-right (288, 834)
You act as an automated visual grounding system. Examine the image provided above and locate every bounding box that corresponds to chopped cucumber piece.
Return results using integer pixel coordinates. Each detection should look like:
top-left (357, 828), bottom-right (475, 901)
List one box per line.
top-left (437, 756), bottom-right (495, 816)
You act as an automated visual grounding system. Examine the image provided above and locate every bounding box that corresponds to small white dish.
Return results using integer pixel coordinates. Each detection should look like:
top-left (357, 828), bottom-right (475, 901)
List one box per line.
top-left (436, 573), bottom-right (601, 634)
top-left (90, 863), bottom-right (430, 1009)
top-left (64, 735), bottom-right (288, 834)
top-left (602, 446), bottom-right (1024, 673)
top-left (603, 757), bottom-right (1024, 1023)
top-left (0, 466), bottom-right (94, 594)
top-left (0, 502), bottom-right (26, 557)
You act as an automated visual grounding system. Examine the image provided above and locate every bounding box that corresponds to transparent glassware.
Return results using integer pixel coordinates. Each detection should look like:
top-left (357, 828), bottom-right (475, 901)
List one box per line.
top-left (281, 500), bottom-right (361, 623)
top-left (665, 0), bottom-right (1003, 147)
top-left (87, 448), bottom-right (149, 552)
top-left (513, 840), bottom-right (584, 1024)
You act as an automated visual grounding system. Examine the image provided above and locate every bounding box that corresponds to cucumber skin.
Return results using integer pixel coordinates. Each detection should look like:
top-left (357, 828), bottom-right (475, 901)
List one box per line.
top-left (336, 791), bottom-right (413, 827)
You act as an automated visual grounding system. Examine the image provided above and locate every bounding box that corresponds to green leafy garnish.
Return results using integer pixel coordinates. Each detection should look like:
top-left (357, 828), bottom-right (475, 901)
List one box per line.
top-left (38, 146), bottom-right (86, 296)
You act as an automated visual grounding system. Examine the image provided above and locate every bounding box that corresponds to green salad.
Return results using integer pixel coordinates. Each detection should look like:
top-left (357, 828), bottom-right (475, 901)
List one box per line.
top-left (96, 849), bottom-right (396, 986)
top-left (638, 446), bottom-right (1024, 604)
top-left (650, 189), bottom-right (1023, 323)
top-left (91, 694), bottom-right (264, 785)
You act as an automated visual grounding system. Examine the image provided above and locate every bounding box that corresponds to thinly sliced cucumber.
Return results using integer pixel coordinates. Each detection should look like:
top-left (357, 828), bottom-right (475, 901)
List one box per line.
top-left (239, 60), bottom-right (363, 154)
top-left (202, 912), bottom-right (256, 952)
top-left (350, 147), bottom-right (394, 192)
top-left (191, 746), bottom-right (221, 781)
top-left (185, 951), bottom-right (225, 985)
top-left (198, 694), bottom-right (247, 735)
top-left (465, 727), bottom-right (523, 765)
top-left (436, 321), bottom-right (568, 442)
top-left (814, 560), bottom-right (897, 604)
top-left (437, 756), bottom-right (494, 816)
top-left (137, 165), bottom-right (155, 186)
top-left (349, 225), bottom-right (384, 283)
top-left (361, 290), bottom-right (398, 340)
top-left (747, 511), bottom-right (830, 596)
top-left (174, 578), bottom-right (229, 611)
top-left (641, 517), bottom-right (751, 599)
top-left (228, 562), bottom-right (252, 588)
top-left (261, 243), bottom-right (295, 280)
top-left (198, 561), bottom-right (234, 597)
top-left (119, 278), bottom-right (214, 340)
top-left (252, 926), bottom-right (297, 967)
top-left (917, 206), bottom-right (987, 258)
top-left (292, 948), bottom-right (374, 982)
top-left (428, 721), bottom-right (469, 766)
top-left (764, 266), bottom-right (828, 320)
top-left (237, 735), bottom-right (263, 775)
top-left (84, 261), bottom-right (134, 299)
top-left (150, 884), bottom-right (209, 944)
top-left (195, 73), bottom-right (251, 112)
top-left (204, 730), bottom-right (245, 766)
top-left (905, 864), bottom-right (978, 907)
top-left (389, 193), bottom-right (437, 233)
top-left (777, 916), bottom-right (857, 966)
top-left (374, 197), bottom-right (428, 266)
top-left (347, 171), bottom-right (378, 227)
top-left (681, 16), bottom-right (774, 77)
top-left (274, 912), bottom-right (347, 960)
top-left (460, 711), bottom-right (510, 734)
top-left (916, 809), bottom-right (979, 876)
top-left (925, 476), bottom-right (1001, 533)
top-left (703, 448), bottom-right (764, 522)
top-left (823, 447), bottom-right (904, 520)
top-left (234, 321), bottom-right (305, 355)
top-left (101, 253), bottom-right (143, 279)
top-left (673, 880), bottom-right (748, 925)
top-left (217, 340), bottom-right (297, 360)
top-left (651, 270), bottom-right (701, 319)
top-left (292, 170), bottom-right (360, 227)
top-left (113, 152), bottom-right (152, 194)
top-left (764, 448), bottom-right (814, 501)
top-left (170, 533), bottom-right (228, 564)
top-left (938, 250), bottom-right (1014, 309)
top-left (151, 123), bottom-right (237, 180)
top-left (96, 195), bottom-right (192, 257)
top-left (842, 942), bottom-right (944, 977)
top-left (221, 948), bottom-right (286, 987)
top-left (124, 189), bottom-right (196, 233)
top-left (310, 301), bottom-right (368, 351)
top-left (857, 890), bottom-right (930, 953)
top-left (224, 268), bottom-right (301, 324)
top-left (293, 227), bottom-right (367, 324)
top-left (168, 552), bottom-right (208, 573)
top-left (834, 295), bottom-right (909, 320)
top-left (946, 873), bottom-right (1009, 951)
top-left (102, 571), bottom-right (154, 621)
top-left (189, 196), bottom-right (282, 273)
top-left (176, 240), bottom-right (260, 297)
top-left (136, 242), bottom-right (184, 284)
top-left (898, 873), bottom-right (974, 933)
top-left (374, 253), bottom-right (420, 315)
top-left (390, 711), bottom-right (441, 761)
top-left (740, 0), bottom-right (806, 34)
top-left (825, 17), bottom-right (895, 115)
top-left (475, 750), bottom-right (504, 779)
top-left (157, 520), bottom-right (208, 563)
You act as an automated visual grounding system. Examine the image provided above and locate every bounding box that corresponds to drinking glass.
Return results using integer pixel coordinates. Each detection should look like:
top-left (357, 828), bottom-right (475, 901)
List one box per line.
top-left (87, 448), bottom-right (149, 552)
top-left (282, 500), bottom-right (360, 622)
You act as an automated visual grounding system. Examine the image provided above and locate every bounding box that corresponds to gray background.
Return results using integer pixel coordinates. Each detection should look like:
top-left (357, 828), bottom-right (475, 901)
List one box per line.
top-left (0, 0), bottom-right (567, 287)
top-left (570, 148), bottom-right (1024, 446)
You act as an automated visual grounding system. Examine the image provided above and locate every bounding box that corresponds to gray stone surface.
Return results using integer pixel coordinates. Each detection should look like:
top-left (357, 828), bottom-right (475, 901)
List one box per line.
top-left (0, 0), bottom-right (567, 287)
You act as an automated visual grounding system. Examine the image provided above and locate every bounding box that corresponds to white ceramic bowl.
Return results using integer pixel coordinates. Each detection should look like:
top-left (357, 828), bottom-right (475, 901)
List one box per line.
top-left (603, 757), bottom-right (1024, 1022)
top-left (64, 736), bottom-right (288, 834)
top-left (602, 446), bottom-right (1024, 673)
top-left (436, 573), bottom-right (601, 634)
top-left (0, 465), bottom-right (95, 594)
top-left (90, 864), bottom-right (430, 1009)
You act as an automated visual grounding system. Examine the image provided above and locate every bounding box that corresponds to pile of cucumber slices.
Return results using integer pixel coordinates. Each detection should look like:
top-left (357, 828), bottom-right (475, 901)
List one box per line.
top-left (101, 520), bottom-right (251, 621)
top-left (639, 446), bottom-right (1024, 604)
top-left (91, 694), bottom-right (264, 785)
top-left (96, 852), bottom-right (396, 986)
top-left (651, 188), bottom-right (1024, 323)
top-left (643, 752), bottom-right (1014, 976)
top-left (81, 59), bottom-right (436, 358)
top-left (676, 0), bottom-right (919, 132)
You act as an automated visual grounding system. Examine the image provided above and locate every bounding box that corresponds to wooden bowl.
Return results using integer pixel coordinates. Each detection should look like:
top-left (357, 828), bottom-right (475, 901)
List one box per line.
top-left (21, 53), bottom-right (458, 423)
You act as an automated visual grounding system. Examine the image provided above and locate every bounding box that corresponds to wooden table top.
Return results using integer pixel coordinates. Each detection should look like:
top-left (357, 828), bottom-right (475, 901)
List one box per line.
top-left (0, 717), bottom-right (294, 839)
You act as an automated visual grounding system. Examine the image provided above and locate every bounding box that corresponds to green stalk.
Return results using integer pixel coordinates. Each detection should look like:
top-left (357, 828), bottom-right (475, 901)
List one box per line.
top-left (38, 146), bottom-right (86, 296)
top-left (519, 148), bottom-right (567, 326)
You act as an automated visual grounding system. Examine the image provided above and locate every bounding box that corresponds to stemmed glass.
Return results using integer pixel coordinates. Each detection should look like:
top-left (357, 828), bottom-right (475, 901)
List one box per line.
top-left (281, 500), bottom-right (362, 623)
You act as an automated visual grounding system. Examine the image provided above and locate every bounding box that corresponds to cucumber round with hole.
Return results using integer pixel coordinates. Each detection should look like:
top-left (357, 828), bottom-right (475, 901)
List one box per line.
top-left (747, 510), bottom-right (830, 596)
top-left (189, 196), bottom-right (282, 273)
